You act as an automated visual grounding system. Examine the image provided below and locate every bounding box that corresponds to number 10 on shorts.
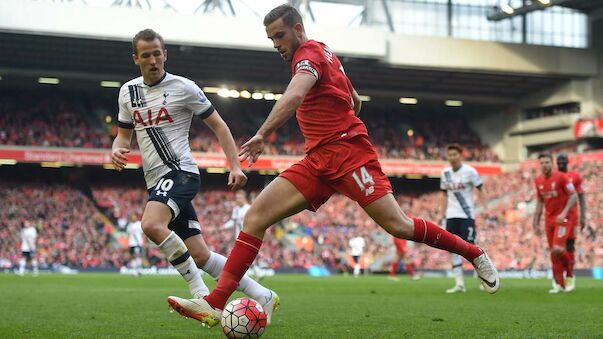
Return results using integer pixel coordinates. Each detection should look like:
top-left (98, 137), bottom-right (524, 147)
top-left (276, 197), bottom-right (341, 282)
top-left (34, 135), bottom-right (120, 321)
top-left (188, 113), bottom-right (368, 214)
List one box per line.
top-left (155, 178), bottom-right (174, 197)
top-left (351, 166), bottom-right (375, 196)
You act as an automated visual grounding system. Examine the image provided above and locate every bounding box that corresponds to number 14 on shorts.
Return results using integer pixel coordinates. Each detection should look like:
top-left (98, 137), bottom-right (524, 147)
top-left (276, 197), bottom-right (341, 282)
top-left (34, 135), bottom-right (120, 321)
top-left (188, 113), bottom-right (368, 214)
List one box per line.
top-left (351, 166), bottom-right (375, 196)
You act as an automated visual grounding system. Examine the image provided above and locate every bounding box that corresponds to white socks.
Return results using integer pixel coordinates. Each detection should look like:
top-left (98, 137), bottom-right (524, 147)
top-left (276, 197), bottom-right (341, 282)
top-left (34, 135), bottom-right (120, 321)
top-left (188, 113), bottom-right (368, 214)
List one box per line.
top-left (353, 264), bottom-right (361, 277)
top-left (452, 254), bottom-right (464, 286)
top-left (202, 251), bottom-right (272, 303)
top-left (158, 232), bottom-right (209, 297)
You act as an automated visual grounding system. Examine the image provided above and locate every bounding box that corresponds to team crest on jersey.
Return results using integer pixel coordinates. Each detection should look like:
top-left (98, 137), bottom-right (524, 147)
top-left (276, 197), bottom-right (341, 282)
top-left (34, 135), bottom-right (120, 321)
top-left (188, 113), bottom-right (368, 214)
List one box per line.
top-left (162, 92), bottom-right (169, 105)
top-left (295, 60), bottom-right (318, 79)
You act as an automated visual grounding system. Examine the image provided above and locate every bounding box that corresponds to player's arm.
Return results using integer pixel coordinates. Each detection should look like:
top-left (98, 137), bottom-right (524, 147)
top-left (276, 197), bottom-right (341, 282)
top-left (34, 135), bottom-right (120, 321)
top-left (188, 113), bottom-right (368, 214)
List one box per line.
top-left (111, 127), bottom-right (133, 171)
top-left (533, 197), bottom-right (543, 232)
top-left (239, 72), bottom-right (317, 166)
top-left (439, 191), bottom-right (448, 224)
top-left (557, 190), bottom-right (577, 224)
top-left (578, 191), bottom-right (586, 230)
top-left (352, 89), bottom-right (362, 116)
top-left (203, 111), bottom-right (247, 191)
top-left (476, 185), bottom-right (488, 218)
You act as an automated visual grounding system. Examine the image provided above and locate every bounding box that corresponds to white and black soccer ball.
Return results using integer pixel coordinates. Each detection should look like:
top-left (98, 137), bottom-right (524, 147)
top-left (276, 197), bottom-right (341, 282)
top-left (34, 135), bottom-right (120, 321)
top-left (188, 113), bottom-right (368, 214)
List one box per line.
top-left (221, 297), bottom-right (267, 338)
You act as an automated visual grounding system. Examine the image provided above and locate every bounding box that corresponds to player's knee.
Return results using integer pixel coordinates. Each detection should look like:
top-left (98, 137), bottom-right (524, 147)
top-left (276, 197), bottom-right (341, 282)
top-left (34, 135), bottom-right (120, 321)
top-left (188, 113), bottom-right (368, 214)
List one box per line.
top-left (141, 220), bottom-right (166, 241)
top-left (551, 246), bottom-right (565, 256)
top-left (566, 238), bottom-right (575, 252)
top-left (242, 210), bottom-right (267, 234)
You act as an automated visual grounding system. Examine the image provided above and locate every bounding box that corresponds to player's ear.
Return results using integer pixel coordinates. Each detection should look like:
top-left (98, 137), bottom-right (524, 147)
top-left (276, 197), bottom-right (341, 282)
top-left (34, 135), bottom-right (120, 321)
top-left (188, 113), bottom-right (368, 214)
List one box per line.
top-left (163, 49), bottom-right (168, 62)
top-left (132, 53), bottom-right (139, 66)
top-left (293, 22), bottom-right (304, 37)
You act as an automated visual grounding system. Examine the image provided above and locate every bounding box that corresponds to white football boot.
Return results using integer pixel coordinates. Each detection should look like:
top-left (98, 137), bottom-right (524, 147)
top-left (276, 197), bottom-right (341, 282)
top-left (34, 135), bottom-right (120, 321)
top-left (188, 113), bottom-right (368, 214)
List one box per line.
top-left (446, 284), bottom-right (466, 294)
top-left (261, 290), bottom-right (280, 325)
top-left (472, 248), bottom-right (500, 294)
top-left (549, 282), bottom-right (566, 294)
top-left (564, 276), bottom-right (575, 293)
top-left (167, 296), bottom-right (221, 328)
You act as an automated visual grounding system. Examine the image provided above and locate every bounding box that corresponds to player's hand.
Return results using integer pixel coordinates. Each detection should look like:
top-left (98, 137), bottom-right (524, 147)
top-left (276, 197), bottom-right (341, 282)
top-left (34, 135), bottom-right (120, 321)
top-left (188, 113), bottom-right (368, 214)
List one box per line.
top-left (239, 134), bottom-right (265, 167)
top-left (555, 214), bottom-right (567, 225)
top-left (228, 167), bottom-right (247, 191)
top-left (111, 148), bottom-right (130, 171)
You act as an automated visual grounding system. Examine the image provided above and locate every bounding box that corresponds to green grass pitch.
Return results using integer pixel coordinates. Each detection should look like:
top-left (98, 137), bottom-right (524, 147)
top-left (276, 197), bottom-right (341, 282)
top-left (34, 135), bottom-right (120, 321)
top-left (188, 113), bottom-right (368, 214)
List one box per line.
top-left (1, 274), bottom-right (601, 338)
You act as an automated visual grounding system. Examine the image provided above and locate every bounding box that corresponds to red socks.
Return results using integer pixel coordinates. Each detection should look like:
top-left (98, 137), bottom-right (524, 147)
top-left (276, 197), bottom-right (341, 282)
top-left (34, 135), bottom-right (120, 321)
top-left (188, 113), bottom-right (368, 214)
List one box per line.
top-left (405, 263), bottom-right (415, 278)
top-left (566, 250), bottom-right (575, 278)
top-left (411, 217), bottom-right (482, 261)
top-left (551, 253), bottom-right (566, 288)
top-left (204, 231), bottom-right (263, 310)
top-left (390, 262), bottom-right (397, 277)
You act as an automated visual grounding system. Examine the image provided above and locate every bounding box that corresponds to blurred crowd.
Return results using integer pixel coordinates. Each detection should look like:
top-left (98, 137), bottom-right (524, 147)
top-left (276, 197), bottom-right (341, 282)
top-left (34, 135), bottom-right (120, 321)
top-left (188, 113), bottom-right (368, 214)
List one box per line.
top-left (0, 91), bottom-right (499, 162)
top-left (1, 162), bottom-right (600, 272)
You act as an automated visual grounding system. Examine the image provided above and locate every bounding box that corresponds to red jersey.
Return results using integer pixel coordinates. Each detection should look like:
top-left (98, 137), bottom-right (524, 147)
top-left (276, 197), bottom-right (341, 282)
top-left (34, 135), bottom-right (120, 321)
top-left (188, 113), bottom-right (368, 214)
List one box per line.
top-left (535, 171), bottom-right (576, 223)
top-left (565, 170), bottom-right (583, 223)
top-left (291, 40), bottom-right (368, 153)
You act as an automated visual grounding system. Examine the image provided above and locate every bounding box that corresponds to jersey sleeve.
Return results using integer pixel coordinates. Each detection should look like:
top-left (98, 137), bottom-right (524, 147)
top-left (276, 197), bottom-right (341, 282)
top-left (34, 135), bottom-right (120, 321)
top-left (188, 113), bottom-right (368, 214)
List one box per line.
top-left (292, 44), bottom-right (323, 80)
top-left (117, 86), bottom-right (134, 129)
top-left (471, 168), bottom-right (483, 188)
top-left (560, 174), bottom-right (575, 194)
top-left (184, 81), bottom-right (215, 119)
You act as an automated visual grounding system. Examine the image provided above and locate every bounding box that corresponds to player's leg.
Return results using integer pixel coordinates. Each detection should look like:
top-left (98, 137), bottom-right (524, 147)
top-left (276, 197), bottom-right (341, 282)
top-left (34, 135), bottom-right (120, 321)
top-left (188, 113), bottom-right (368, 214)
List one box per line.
top-left (18, 252), bottom-right (27, 276)
top-left (402, 253), bottom-right (415, 279)
top-left (142, 201), bottom-right (209, 297)
top-left (365, 196), bottom-right (498, 292)
top-left (550, 222), bottom-right (571, 292)
top-left (389, 254), bottom-right (400, 280)
top-left (445, 219), bottom-right (465, 292)
top-left (31, 252), bottom-right (39, 276)
top-left (352, 255), bottom-right (361, 277)
top-left (565, 236), bottom-right (576, 291)
top-left (203, 177), bottom-right (310, 314)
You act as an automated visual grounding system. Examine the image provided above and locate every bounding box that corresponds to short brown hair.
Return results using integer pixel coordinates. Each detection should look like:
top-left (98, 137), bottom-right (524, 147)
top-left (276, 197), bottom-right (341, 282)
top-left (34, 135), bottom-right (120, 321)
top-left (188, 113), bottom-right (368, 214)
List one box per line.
top-left (446, 143), bottom-right (463, 153)
top-left (263, 4), bottom-right (303, 27)
top-left (538, 153), bottom-right (552, 160)
top-left (132, 29), bottom-right (165, 55)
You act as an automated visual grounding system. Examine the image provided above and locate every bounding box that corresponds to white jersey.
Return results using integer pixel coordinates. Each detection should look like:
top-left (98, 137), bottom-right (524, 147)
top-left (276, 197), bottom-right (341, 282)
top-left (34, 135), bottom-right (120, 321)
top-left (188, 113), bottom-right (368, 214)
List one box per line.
top-left (349, 236), bottom-right (365, 256)
top-left (440, 164), bottom-right (482, 219)
top-left (20, 226), bottom-right (37, 252)
top-left (117, 72), bottom-right (215, 188)
top-left (127, 221), bottom-right (144, 247)
top-left (230, 204), bottom-right (251, 238)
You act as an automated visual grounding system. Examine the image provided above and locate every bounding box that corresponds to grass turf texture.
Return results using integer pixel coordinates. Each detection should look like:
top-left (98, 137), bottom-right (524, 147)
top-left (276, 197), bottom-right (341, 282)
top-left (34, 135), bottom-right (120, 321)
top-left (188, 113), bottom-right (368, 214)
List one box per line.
top-left (1, 274), bottom-right (601, 338)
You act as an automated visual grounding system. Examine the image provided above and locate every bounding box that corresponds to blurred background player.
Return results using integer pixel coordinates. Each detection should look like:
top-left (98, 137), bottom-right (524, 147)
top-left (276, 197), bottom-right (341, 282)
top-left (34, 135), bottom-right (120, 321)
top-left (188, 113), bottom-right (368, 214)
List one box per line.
top-left (111, 28), bottom-right (278, 321)
top-left (348, 233), bottom-right (366, 277)
top-left (440, 144), bottom-right (488, 293)
top-left (555, 154), bottom-right (585, 292)
top-left (223, 190), bottom-right (264, 280)
top-left (533, 153), bottom-right (577, 293)
top-left (18, 221), bottom-right (39, 276)
top-left (389, 237), bottom-right (418, 281)
top-left (127, 214), bottom-right (144, 276)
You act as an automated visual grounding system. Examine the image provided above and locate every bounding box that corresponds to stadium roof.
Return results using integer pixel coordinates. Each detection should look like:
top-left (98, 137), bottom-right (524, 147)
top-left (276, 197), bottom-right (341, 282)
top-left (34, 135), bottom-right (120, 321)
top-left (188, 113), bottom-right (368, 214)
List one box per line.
top-left (0, 32), bottom-right (573, 105)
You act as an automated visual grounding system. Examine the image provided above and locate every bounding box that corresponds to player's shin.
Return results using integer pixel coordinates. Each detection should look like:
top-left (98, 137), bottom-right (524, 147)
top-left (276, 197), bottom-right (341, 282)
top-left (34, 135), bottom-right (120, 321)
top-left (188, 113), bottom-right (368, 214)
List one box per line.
top-left (452, 254), bottom-right (464, 286)
top-left (158, 231), bottom-right (209, 297)
top-left (411, 217), bottom-right (482, 261)
top-left (201, 251), bottom-right (272, 303)
top-left (204, 231), bottom-right (263, 310)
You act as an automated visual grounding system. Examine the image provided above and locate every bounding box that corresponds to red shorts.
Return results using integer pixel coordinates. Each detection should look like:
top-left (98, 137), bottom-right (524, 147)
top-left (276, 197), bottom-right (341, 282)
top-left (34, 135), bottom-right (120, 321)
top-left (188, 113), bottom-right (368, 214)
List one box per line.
top-left (393, 238), bottom-right (407, 256)
top-left (280, 135), bottom-right (392, 211)
top-left (545, 218), bottom-right (571, 248)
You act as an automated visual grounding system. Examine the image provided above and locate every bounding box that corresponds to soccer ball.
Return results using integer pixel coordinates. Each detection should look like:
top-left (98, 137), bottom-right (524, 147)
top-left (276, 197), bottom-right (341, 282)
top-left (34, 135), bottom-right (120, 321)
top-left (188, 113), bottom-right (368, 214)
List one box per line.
top-left (221, 297), bottom-right (267, 338)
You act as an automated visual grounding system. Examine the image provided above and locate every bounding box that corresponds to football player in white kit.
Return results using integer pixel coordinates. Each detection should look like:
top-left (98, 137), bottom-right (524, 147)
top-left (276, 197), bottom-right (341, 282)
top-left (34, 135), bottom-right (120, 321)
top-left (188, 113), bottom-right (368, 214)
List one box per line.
top-left (126, 214), bottom-right (144, 276)
top-left (440, 144), bottom-right (488, 293)
top-left (18, 221), bottom-right (39, 276)
top-left (348, 233), bottom-right (366, 277)
top-left (111, 29), bottom-right (278, 324)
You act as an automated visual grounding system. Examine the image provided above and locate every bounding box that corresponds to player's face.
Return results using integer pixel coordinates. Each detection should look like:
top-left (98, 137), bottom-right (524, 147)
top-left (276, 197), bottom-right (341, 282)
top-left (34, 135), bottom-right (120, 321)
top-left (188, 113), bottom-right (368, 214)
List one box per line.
top-left (266, 18), bottom-right (303, 62)
top-left (447, 149), bottom-right (461, 167)
top-left (557, 158), bottom-right (568, 172)
top-left (539, 157), bottom-right (553, 176)
top-left (236, 191), bottom-right (247, 205)
top-left (133, 38), bottom-right (167, 82)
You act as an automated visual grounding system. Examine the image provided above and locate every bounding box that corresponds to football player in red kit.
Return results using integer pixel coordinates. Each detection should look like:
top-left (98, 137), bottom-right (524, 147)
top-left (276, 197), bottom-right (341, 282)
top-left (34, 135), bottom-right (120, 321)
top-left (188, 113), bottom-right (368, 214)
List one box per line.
top-left (389, 237), bottom-right (418, 281)
top-left (167, 5), bottom-right (500, 326)
top-left (533, 153), bottom-right (577, 293)
top-left (556, 154), bottom-right (586, 292)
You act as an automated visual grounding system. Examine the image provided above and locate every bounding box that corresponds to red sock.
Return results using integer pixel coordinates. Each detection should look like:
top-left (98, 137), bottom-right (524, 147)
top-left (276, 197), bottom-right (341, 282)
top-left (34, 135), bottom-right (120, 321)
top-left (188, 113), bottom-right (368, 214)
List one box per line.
top-left (390, 261), bottom-right (397, 277)
top-left (551, 254), bottom-right (566, 288)
top-left (204, 231), bottom-right (263, 309)
top-left (411, 217), bottom-right (482, 261)
top-left (405, 263), bottom-right (415, 277)
top-left (560, 250), bottom-right (572, 278)
top-left (566, 250), bottom-right (575, 278)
